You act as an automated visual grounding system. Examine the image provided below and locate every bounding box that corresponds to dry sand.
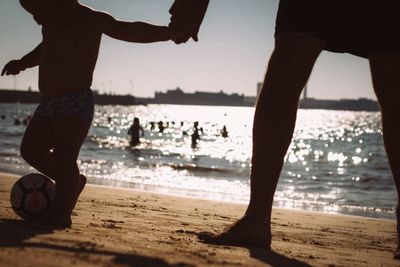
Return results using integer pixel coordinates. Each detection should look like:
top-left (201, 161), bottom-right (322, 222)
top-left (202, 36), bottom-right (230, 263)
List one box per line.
top-left (0, 172), bottom-right (398, 267)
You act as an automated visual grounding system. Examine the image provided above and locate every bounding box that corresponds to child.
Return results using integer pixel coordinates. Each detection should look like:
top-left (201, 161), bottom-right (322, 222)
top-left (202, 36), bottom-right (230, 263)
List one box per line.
top-left (1, 0), bottom-right (184, 227)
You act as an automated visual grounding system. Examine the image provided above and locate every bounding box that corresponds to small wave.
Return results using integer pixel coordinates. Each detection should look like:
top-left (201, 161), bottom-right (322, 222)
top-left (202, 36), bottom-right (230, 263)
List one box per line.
top-left (170, 163), bottom-right (236, 174)
top-left (0, 131), bottom-right (24, 137)
top-left (0, 152), bottom-right (19, 158)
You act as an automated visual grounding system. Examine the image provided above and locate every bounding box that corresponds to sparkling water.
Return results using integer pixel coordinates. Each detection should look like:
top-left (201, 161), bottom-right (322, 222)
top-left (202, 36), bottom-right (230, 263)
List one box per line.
top-left (0, 103), bottom-right (396, 219)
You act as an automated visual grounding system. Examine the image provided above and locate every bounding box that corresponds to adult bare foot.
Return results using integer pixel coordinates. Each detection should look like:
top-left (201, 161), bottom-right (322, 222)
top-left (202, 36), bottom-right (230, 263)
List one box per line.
top-left (78, 174), bottom-right (87, 195)
top-left (198, 215), bottom-right (271, 248)
top-left (71, 174), bottom-right (87, 209)
top-left (396, 206), bottom-right (400, 259)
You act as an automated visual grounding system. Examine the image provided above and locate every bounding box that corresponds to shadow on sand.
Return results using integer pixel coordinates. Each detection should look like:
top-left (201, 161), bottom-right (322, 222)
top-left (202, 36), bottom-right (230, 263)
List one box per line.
top-left (0, 218), bottom-right (312, 267)
top-left (249, 247), bottom-right (312, 267)
top-left (0, 219), bottom-right (193, 267)
top-left (196, 231), bottom-right (312, 266)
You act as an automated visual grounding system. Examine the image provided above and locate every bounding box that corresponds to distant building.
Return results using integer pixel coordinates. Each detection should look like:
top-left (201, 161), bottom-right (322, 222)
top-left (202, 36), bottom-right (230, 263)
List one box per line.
top-left (303, 83), bottom-right (308, 100)
top-left (0, 89), bottom-right (137, 106)
top-left (0, 88), bottom-right (380, 111)
top-left (93, 91), bottom-right (136, 105)
top-left (0, 89), bottom-right (40, 103)
top-left (243, 82), bottom-right (262, 106)
top-left (153, 87), bottom-right (246, 106)
top-left (299, 97), bottom-right (379, 111)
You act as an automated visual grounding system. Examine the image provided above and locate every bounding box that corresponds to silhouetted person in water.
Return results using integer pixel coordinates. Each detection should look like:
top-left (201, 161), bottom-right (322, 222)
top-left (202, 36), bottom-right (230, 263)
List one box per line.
top-left (128, 117), bottom-right (144, 147)
top-left (220, 125), bottom-right (228, 138)
top-left (158, 121), bottom-right (165, 133)
top-left (191, 121), bottom-right (200, 148)
top-left (197, 0), bottom-right (400, 258)
top-left (23, 115), bottom-right (32, 126)
top-left (1, 0), bottom-right (186, 228)
top-left (14, 118), bottom-right (21, 126)
top-left (149, 121), bottom-right (155, 131)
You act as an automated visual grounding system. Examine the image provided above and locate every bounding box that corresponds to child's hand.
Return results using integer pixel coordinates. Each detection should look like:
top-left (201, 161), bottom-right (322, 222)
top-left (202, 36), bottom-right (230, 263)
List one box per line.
top-left (1, 60), bottom-right (25, 76)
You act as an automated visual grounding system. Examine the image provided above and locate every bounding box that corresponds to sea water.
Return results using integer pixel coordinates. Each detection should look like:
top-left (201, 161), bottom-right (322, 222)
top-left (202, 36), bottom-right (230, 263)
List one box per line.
top-left (0, 103), bottom-right (396, 219)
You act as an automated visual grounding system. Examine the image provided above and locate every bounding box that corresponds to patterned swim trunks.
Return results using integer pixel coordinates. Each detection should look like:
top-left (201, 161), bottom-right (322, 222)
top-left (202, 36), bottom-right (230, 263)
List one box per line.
top-left (33, 88), bottom-right (95, 123)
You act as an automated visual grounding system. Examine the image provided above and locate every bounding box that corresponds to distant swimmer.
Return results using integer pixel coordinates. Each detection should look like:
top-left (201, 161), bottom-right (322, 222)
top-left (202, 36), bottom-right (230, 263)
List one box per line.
top-left (128, 117), bottom-right (144, 147)
top-left (221, 125), bottom-right (228, 138)
top-left (191, 121), bottom-right (200, 147)
top-left (158, 121), bottom-right (165, 133)
top-left (14, 118), bottom-right (21, 126)
top-left (23, 115), bottom-right (32, 126)
top-left (149, 121), bottom-right (155, 131)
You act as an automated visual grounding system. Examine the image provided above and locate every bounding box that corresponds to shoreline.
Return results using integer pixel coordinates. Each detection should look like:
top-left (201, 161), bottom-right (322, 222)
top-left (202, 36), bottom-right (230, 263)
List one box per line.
top-left (1, 171), bottom-right (399, 266)
top-left (89, 182), bottom-right (397, 223)
top-left (1, 170), bottom-right (396, 221)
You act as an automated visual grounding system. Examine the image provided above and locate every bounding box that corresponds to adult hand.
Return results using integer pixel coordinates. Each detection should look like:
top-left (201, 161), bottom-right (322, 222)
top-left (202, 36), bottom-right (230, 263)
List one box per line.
top-left (169, 26), bottom-right (191, 44)
top-left (168, 0), bottom-right (209, 43)
top-left (1, 60), bottom-right (24, 76)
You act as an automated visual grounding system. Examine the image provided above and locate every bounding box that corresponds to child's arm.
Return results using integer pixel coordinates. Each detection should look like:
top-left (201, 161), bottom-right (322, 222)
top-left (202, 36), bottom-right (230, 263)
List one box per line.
top-left (95, 12), bottom-right (172, 43)
top-left (1, 43), bottom-right (42, 76)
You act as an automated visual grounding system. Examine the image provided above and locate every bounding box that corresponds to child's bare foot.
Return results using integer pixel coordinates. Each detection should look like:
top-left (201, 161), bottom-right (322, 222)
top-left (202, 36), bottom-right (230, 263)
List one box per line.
top-left (35, 209), bottom-right (72, 229)
top-left (198, 215), bottom-right (271, 248)
top-left (35, 174), bottom-right (86, 228)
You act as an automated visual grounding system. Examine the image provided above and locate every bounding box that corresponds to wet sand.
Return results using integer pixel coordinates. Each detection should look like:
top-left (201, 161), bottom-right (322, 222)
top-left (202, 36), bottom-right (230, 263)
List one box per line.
top-left (0, 172), bottom-right (398, 267)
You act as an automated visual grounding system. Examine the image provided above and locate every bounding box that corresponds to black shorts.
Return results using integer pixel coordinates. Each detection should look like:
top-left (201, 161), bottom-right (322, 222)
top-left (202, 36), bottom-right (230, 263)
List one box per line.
top-left (275, 0), bottom-right (400, 58)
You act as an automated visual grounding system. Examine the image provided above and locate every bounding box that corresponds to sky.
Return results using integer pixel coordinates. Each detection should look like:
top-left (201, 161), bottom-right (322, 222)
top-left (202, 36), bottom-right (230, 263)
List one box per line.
top-left (0, 0), bottom-right (376, 100)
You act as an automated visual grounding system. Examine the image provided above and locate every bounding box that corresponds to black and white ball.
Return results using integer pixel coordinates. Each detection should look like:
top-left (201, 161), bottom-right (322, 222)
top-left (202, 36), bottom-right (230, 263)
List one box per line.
top-left (10, 173), bottom-right (55, 220)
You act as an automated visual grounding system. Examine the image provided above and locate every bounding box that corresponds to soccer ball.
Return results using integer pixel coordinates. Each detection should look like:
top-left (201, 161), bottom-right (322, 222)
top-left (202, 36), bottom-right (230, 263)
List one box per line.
top-left (10, 173), bottom-right (55, 220)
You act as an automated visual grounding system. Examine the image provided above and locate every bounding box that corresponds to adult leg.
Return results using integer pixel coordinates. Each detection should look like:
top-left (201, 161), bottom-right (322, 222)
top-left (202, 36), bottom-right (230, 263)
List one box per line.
top-left (199, 33), bottom-right (325, 247)
top-left (40, 115), bottom-right (91, 227)
top-left (369, 52), bottom-right (400, 258)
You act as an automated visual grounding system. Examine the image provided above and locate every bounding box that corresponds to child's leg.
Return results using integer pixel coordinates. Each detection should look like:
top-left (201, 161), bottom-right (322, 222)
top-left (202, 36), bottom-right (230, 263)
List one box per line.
top-left (20, 115), bottom-right (55, 178)
top-left (50, 115), bottom-right (91, 219)
top-left (20, 115), bottom-right (86, 195)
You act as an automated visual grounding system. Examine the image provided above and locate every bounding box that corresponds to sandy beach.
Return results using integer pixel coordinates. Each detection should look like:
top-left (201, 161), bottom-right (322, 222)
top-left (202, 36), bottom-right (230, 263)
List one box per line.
top-left (0, 172), bottom-right (398, 267)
